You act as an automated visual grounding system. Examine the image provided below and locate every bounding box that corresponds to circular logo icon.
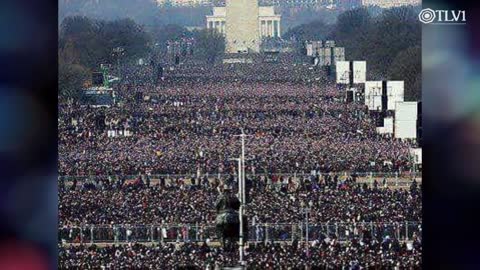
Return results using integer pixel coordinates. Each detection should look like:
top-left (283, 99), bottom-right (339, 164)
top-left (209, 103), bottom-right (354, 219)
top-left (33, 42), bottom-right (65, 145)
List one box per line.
top-left (419, 8), bottom-right (436, 24)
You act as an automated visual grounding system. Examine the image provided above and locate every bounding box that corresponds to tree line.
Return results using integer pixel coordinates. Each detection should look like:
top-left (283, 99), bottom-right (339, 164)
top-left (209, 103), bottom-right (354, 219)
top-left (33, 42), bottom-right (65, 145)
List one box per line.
top-left (59, 6), bottom-right (421, 101)
top-left (58, 16), bottom-right (224, 101)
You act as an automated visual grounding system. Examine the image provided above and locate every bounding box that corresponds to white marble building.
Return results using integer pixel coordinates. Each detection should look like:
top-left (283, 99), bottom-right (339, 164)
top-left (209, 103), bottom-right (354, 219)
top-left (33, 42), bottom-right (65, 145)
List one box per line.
top-left (206, 5), bottom-right (282, 39)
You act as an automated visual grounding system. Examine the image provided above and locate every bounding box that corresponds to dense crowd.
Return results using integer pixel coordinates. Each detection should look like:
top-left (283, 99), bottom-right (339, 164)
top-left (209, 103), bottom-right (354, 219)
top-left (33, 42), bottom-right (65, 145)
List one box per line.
top-left (59, 175), bottom-right (421, 226)
top-left (168, 53), bottom-right (325, 83)
top-left (59, 236), bottom-right (422, 269)
top-left (59, 55), bottom-right (421, 268)
top-left (59, 60), bottom-right (415, 176)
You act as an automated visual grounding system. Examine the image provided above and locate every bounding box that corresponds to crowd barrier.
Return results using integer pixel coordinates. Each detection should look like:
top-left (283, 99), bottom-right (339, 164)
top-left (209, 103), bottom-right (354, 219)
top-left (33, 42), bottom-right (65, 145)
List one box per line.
top-left (59, 222), bottom-right (421, 244)
top-left (59, 171), bottom-right (421, 188)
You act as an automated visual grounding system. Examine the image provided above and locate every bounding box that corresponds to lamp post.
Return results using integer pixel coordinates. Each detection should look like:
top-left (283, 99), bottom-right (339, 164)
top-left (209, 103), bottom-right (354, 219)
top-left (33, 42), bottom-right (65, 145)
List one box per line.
top-left (230, 157), bottom-right (244, 266)
top-left (233, 131), bottom-right (252, 268)
top-left (234, 130), bottom-right (251, 205)
top-left (301, 202), bottom-right (310, 258)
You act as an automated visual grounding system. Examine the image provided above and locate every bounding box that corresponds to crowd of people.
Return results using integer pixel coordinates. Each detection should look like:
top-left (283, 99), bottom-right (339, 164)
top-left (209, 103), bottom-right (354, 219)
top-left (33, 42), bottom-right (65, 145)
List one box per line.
top-left (59, 236), bottom-right (422, 269)
top-left (59, 53), bottom-right (421, 268)
top-left (59, 174), bottom-right (421, 227)
top-left (59, 60), bottom-right (415, 176)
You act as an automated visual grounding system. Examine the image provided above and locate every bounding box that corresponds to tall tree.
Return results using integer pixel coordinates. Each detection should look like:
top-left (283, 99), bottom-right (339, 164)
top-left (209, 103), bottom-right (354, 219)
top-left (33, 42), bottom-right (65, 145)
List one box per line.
top-left (283, 20), bottom-right (332, 42)
top-left (58, 16), bottom-right (152, 102)
top-left (58, 55), bottom-right (90, 102)
top-left (387, 46), bottom-right (421, 101)
top-left (330, 7), bottom-right (373, 61)
top-left (365, 6), bottom-right (421, 79)
top-left (59, 16), bottom-right (151, 69)
top-left (194, 29), bottom-right (225, 64)
top-left (101, 18), bottom-right (152, 63)
top-left (153, 24), bottom-right (192, 51)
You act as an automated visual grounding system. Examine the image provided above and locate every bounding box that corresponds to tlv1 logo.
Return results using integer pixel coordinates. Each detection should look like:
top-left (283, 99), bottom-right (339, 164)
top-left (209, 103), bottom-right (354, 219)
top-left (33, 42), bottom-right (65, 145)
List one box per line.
top-left (419, 8), bottom-right (466, 24)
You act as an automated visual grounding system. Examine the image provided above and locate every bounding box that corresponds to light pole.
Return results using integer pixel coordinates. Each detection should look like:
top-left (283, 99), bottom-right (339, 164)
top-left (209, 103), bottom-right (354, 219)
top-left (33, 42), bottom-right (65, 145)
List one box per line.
top-left (234, 130), bottom-right (251, 205)
top-left (233, 131), bottom-right (252, 268)
top-left (301, 201), bottom-right (310, 258)
top-left (230, 157), bottom-right (244, 266)
top-left (241, 133), bottom-right (246, 204)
